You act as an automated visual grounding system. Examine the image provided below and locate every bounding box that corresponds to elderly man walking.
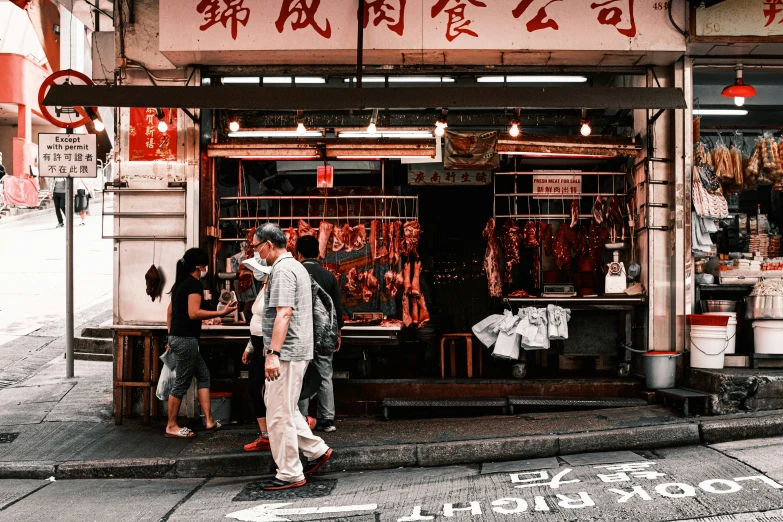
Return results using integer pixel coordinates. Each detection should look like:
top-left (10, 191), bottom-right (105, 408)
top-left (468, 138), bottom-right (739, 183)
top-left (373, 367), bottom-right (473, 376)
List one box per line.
top-left (255, 223), bottom-right (333, 491)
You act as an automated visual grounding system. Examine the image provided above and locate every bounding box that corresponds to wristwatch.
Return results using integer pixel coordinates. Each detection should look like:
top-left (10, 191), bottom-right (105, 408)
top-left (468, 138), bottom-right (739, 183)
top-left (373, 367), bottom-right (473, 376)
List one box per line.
top-left (266, 350), bottom-right (281, 357)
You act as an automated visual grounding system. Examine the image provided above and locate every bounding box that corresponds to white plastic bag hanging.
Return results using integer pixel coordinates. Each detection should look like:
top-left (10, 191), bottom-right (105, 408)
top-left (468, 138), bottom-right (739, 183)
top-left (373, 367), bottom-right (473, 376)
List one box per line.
top-left (156, 349), bottom-right (177, 401)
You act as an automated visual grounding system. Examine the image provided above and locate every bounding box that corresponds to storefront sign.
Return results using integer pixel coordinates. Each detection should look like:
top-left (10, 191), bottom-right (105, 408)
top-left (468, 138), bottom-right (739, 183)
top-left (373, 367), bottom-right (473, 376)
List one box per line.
top-left (408, 164), bottom-right (491, 185)
top-left (694, 0), bottom-right (783, 38)
top-left (39, 133), bottom-right (97, 178)
top-left (128, 108), bottom-right (178, 162)
top-left (160, 0), bottom-right (685, 64)
top-left (532, 174), bottom-right (582, 198)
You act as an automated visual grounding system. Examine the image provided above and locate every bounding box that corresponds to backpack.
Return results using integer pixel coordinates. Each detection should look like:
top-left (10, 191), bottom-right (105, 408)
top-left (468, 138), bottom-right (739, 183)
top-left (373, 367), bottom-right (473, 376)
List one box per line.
top-left (310, 276), bottom-right (338, 355)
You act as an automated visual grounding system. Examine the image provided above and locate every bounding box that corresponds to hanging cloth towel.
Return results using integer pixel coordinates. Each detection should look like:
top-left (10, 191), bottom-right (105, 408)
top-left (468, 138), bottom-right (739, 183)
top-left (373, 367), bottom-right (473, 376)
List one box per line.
top-left (491, 310), bottom-right (520, 360)
top-left (472, 314), bottom-right (506, 348)
top-left (547, 304), bottom-right (571, 340)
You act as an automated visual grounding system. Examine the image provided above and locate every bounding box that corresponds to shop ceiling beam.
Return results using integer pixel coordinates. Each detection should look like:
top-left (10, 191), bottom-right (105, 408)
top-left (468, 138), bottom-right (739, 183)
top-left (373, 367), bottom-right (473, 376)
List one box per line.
top-left (43, 86), bottom-right (687, 111)
top-left (202, 65), bottom-right (648, 76)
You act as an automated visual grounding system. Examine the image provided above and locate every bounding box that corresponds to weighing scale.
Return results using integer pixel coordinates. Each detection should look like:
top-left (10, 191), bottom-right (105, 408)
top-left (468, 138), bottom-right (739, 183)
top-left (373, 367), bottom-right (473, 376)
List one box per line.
top-left (541, 284), bottom-right (577, 298)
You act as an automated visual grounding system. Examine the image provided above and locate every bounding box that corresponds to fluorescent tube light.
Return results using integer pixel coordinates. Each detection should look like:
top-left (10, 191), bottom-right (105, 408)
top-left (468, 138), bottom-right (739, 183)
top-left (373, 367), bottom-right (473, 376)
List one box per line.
top-left (389, 76), bottom-right (455, 83)
top-left (337, 131), bottom-right (435, 139)
top-left (228, 130), bottom-right (324, 138)
top-left (263, 77), bottom-right (293, 84)
top-left (222, 77), bottom-right (260, 84)
top-left (693, 109), bottom-right (748, 116)
top-left (343, 77), bottom-right (386, 83)
top-left (294, 77), bottom-right (326, 84)
top-left (476, 75), bottom-right (588, 83)
top-left (228, 155), bottom-right (321, 160)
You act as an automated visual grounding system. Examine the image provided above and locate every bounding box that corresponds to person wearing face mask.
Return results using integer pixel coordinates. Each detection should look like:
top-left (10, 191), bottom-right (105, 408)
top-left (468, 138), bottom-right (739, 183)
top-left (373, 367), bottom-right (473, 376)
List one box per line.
top-left (165, 248), bottom-right (237, 439)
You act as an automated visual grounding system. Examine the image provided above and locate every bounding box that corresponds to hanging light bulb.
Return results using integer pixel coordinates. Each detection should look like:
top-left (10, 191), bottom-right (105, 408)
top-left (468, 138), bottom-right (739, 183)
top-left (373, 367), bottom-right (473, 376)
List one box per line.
top-left (367, 122), bottom-right (377, 135)
top-left (434, 109), bottom-right (448, 137)
top-left (229, 120), bottom-right (240, 132)
top-left (722, 64), bottom-right (756, 108)
top-left (155, 108), bottom-right (168, 132)
top-left (579, 108), bottom-right (591, 137)
top-left (509, 122), bottom-right (520, 138)
top-left (296, 122), bottom-right (307, 135)
top-left (93, 120), bottom-right (105, 132)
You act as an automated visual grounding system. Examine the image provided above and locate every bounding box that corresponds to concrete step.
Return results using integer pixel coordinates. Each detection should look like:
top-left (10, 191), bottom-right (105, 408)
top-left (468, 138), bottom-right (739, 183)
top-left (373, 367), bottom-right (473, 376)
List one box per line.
top-left (73, 352), bottom-right (113, 362)
top-left (80, 327), bottom-right (113, 339)
top-left (74, 336), bottom-right (113, 355)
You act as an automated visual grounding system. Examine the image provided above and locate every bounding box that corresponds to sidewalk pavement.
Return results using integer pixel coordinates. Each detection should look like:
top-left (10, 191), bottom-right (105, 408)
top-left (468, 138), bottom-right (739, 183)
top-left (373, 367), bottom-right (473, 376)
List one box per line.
top-left (2, 354), bottom-right (783, 480)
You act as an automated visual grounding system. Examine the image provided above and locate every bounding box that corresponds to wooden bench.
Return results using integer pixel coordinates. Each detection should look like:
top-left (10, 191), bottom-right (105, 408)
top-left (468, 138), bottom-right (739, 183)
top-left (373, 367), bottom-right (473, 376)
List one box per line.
top-left (440, 334), bottom-right (482, 379)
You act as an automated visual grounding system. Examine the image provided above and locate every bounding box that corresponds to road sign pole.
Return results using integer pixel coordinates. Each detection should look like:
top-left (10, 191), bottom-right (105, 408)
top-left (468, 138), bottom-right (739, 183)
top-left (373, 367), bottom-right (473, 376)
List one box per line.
top-left (65, 127), bottom-right (74, 379)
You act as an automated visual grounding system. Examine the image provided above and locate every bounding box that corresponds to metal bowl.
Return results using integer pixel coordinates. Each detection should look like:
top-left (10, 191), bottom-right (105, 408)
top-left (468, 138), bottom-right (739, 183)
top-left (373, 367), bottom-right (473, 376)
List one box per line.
top-left (745, 296), bottom-right (783, 320)
top-left (701, 300), bottom-right (737, 313)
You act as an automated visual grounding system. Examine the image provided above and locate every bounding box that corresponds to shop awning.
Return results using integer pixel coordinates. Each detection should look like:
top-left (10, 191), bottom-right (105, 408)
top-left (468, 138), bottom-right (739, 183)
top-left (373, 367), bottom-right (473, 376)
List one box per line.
top-left (208, 139), bottom-right (436, 160)
top-left (499, 135), bottom-right (642, 158)
top-left (43, 86), bottom-right (687, 111)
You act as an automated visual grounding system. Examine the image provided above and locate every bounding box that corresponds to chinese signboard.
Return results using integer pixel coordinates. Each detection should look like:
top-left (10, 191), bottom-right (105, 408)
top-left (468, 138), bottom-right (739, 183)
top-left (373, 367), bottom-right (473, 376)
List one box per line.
top-left (408, 164), bottom-right (491, 185)
top-left (532, 174), bottom-right (582, 199)
top-left (128, 108), bottom-right (178, 162)
top-left (694, 0), bottom-right (783, 38)
top-left (160, 0), bottom-right (685, 65)
top-left (39, 133), bottom-right (97, 178)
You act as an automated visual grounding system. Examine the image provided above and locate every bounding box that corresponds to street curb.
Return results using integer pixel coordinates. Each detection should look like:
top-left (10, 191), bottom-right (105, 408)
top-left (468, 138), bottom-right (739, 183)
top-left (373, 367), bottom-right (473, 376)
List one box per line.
top-left (2, 417), bottom-right (781, 480)
top-left (700, 415), bottom-right (783, 445)
top-left (0, 461), bottom-right (56, 479)
top-left (56, 458), bottom-right (177, 479)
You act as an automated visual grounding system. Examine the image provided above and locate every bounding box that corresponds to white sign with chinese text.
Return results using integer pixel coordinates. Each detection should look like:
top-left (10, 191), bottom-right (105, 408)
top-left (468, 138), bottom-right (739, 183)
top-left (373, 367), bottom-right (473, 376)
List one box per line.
top-left (408, 165), bottom-right (491, 186)
top-left (160, 0), bottom-right (685, 64)
top-left (695, 0), bottom-right (783, 38)
top-left (532, 174), bottom-right (582, 199)
top-left (39, 134), bottom-right (98, 178)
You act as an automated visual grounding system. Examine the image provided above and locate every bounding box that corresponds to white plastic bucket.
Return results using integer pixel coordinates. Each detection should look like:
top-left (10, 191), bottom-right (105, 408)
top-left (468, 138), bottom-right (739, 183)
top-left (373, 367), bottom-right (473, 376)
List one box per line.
top-left (705, 312), bottom-right (737, 355)
top-left (753, 321), bottom-right (783, 354)
top-left (643, 352), bottom-right (680, 389)
top-left (689, 325), bottom-right (728, 369)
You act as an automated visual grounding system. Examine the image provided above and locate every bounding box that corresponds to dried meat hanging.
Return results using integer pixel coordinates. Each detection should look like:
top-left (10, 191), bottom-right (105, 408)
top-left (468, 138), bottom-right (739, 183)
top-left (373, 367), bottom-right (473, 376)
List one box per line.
top-left (500, 218), bottom-right (521, 284)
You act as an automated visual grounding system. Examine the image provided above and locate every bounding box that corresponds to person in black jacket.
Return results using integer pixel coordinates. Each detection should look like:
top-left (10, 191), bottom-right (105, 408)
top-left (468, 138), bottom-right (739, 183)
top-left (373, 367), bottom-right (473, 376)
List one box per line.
top-left (296, 235), bottom-right (343, 432)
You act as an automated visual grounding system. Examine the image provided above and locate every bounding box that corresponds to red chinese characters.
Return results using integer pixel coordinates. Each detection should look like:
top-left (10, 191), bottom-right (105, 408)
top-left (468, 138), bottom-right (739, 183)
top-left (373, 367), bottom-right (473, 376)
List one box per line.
top-left (196, 0), bottom-right (250, 40)
top-left (764, 0), bottom-right (783, 27)
top-left (129, 108), bottom-right (177, 161)
top-left (513, 0), bottom-right (636, 37)
top-left (431, 0), bottom-right (486, 41)
top-left (276, 0), bottom-right (331, 38)
top-left (362, 0), bottom-right (406, 36)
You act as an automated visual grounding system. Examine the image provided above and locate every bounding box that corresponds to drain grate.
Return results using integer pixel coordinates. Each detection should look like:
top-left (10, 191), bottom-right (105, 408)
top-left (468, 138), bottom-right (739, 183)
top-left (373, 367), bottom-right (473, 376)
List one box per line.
top-left (233, 478), bottom-right (337, 501)
top-left (0, 380), bottom-right (15, 390)
top-left (0, 433), bottom-right (19, 444)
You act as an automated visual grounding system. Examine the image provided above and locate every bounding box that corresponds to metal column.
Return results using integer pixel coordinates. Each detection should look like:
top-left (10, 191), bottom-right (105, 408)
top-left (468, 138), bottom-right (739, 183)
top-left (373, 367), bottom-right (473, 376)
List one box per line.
top-left (65, 127), bottom-right (75, 378)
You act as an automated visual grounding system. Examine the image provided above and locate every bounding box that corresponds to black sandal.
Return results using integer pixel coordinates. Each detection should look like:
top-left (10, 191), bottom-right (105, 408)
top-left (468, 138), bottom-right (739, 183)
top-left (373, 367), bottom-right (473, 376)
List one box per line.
top-left (261, 478), bottom-right (306, 491)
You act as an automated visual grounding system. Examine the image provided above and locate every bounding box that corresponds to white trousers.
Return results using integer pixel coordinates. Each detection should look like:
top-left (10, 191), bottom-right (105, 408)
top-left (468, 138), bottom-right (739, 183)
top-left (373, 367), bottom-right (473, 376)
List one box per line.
top-left (264, 359), bottom-right (330, 482)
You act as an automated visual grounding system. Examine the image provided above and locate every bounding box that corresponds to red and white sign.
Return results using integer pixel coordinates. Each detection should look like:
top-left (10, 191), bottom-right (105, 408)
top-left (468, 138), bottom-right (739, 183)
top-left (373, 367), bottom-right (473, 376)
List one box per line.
top-left (128, 108), bottom-right (178, 161)
top-left (160, 0), bottom-right (685, 64)
top-left (37, 70), bottom-right (97, 129)
top-left (532, 174), bottom-right (582, 199)
top-left (317, 165), bottom-right (335, 188)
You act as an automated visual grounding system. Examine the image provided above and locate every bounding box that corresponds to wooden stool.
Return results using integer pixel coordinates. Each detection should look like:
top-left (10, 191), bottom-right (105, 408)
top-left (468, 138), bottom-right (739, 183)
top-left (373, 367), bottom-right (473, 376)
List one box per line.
top-left (114, 330), bottom-right (161, 425)
top-left (440, 334), bottom-right (481, 379)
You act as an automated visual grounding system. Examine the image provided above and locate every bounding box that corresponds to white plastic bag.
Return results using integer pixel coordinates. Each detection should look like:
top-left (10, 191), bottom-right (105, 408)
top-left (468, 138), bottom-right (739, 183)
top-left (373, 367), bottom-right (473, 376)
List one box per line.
top-left (155, 349), bottom-right (177, 401)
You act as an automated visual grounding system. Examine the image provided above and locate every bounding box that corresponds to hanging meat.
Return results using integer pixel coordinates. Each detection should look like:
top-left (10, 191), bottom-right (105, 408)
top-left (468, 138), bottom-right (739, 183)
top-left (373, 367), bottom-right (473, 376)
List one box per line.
top-left (416, 295), bottom-right (430, 327)
top-left (361, 270), bottom-right (379, 303)
top-left (411, 261), bottom-right (422, 298)
top-left (522, 221), bottom-right (539, 248)
top-left (285, 227), bottom-right (299, 255)
top-left (369, 221), bottom-right (387, 261)
top-left (342, 224), bottom-right (354, 253)
top-left (570, 199), bottom-right (580, 228)
top-left (482, 218), bottom-right (503, 297)
top-left (401, 293), bottom-right (412, 327)
top-left (298, 219), bottom-right (317, 238)
top-left (344, 268), bottom-right (361, 297)
top-left (388, 221), bottom-right (403, 267)
top-left (403, 262), bottom-right (411, 296)
top-left (332, 225), bottom-right (345, 252)
top-left (401, 221), bottom-right (423, 258)
top-left (500, 218), bottom-right (521, 284)
top-left (352, 224), bottom-right (367, 251)
top-left (592, 197), bottom-right (605, 224)
top-left (553, 223), bottom-right (577, 270)
top-left (393, 222), bottom-right (403, 265)
top-left (588, 223), bottom-right (610, 268)
top-left (317, 221), bottom-right (334, 260)
top-left (144, 265), bottom-right (161, 302)
top-left (384, 270), bottom-right (400, 298)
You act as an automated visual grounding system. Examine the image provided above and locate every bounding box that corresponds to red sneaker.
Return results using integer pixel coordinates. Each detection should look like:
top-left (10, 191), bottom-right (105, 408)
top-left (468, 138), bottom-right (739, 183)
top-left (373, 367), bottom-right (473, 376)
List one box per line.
top-left (244, 435), bottom-right (270, 452)
top-left (306, 416), bottom-right (317, 430)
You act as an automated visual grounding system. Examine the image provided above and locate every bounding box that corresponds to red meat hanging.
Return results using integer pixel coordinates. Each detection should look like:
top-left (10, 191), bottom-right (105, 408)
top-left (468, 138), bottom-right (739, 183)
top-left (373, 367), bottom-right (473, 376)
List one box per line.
top-left (482, 218), bottom-right (503, 297)
top-left (317, 221), bottom-right (334, 259)
top-left (342, 224), bottom-right (354, 253)
top-left (401, 221), bottom-right (423, 258)
top-left (352, 224), bottom-right (367, 251)
top-left (499, 218), bottom-right (521, 284)
top-left (332, 226), bottom-right (345, 252)
top-left (144, 265), bottom-right (161, 301)
top-left (285, 227), bottom-right (299, 255)
top-left (298, 219), bottom-right (317, 237)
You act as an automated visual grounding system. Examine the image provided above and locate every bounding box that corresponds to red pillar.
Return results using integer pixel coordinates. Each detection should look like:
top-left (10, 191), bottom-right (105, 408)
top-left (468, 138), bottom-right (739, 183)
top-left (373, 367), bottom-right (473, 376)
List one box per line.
top-left (13, 103), bottom-right (35, 178)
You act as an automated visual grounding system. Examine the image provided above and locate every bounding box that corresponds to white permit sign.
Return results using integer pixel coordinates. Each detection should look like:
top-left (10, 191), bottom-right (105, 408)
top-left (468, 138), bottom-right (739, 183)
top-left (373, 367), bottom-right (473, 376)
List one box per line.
top-left (39, 133), bottom-right (98, 178)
